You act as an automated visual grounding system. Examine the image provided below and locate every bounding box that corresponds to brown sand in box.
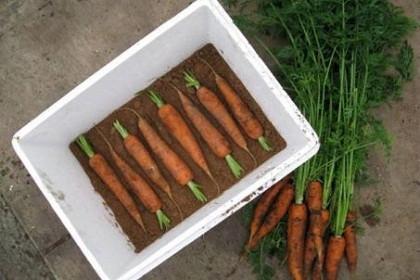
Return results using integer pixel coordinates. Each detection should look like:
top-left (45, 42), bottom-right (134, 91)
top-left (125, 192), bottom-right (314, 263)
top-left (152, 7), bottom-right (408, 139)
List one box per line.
top-left (69, 44), bottom-right (286, 253)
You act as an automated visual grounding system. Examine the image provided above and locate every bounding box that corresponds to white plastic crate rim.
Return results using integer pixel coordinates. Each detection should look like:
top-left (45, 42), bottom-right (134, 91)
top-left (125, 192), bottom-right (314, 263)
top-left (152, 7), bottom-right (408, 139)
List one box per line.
top-left (12, 0), bottom-right (319, 279)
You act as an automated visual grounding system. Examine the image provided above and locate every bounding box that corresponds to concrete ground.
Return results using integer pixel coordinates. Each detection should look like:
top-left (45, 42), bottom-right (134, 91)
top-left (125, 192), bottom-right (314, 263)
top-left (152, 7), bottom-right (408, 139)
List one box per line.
top-left (0, 0), bottom-right (418, 279)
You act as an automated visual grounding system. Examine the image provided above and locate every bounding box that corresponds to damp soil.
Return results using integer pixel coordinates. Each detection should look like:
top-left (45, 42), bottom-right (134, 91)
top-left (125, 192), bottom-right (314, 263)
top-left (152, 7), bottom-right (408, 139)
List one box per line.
top-left (69, 44), bottom-right (286, 253)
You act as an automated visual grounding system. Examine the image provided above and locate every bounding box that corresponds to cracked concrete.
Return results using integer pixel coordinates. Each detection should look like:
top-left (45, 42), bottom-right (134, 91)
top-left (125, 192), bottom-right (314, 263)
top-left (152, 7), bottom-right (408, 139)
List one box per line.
top-left (0, 0), bottom-right (419, 279)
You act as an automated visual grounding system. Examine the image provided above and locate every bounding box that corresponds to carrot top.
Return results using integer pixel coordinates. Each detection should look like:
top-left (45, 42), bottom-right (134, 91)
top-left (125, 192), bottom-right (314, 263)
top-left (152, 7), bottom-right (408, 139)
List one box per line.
top-left (156, 209), bottom-right (171, 230)
top-left (76, 135), bottom-right (95, 158)
top-left (114, 120), bottom-right (130, 139)
top-left (187, 181), bottom-right (207, 203)
top-left (184, 70), bottom-right (201, 90)
top-left (225, 154), bottom-right (243, 178)
top-left (148, 90), bottom-right (166, 108)
top-left (258, 137), bottom-right (272, 152)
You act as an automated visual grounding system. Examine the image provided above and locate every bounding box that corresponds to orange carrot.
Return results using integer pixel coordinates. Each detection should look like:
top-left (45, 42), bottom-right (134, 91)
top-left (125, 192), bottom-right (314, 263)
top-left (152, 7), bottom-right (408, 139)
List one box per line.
top-left (248, 175), bottom-right (292, 242)
top-left (184, 70), bottom-right (256, 167)
top-left (303, 235), bottom-right (316, 279)
top-left (76, 135), bottom-right (146, 233)
top-left (246, 183), bottom-right (295, 250)
top-left (165, 82), bottom-right (243, 179)
top-left (287, 203), bottom-right (308, 280)
top-left (307, 181), bottom-right (323, 212)
top-left (148, 90), bottom-right (219, 194)
top-left (118, 115), bottom-right (206, 203)
top-left (344, 211), bottom-right (357, 275)
top-left (305, 181), bottom-right (324, 269)
top-left (97, 130), bottom-right (171, 230)
top-left (312, 209), bottom-right (330, 280)
top-left (113, 120), bottom-right (183, 219)
top-left (325, 236), bottom-right (346, 280)
top-left (200, 58), bottom-right (272, 151)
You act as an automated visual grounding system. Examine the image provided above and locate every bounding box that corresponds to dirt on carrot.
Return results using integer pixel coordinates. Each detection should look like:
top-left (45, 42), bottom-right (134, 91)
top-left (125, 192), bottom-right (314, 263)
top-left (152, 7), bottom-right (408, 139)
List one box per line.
top-left (69, 44), bottom-right (286, 253)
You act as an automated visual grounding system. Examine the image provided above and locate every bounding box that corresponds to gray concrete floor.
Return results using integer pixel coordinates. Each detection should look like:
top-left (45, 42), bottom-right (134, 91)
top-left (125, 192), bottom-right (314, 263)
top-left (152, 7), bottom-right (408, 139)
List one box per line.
top-left (0, 0), bottom-right (418, 279)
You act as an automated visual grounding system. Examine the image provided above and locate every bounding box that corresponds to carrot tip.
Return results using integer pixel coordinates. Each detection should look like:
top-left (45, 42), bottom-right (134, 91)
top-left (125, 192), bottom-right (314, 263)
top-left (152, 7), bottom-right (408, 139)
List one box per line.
top-left (225, 154), bottom-right (243, 178)
top-left (168, 194), bottom-right (184, 221)
top-left (258, 136), bottom-right (272, 152)
top-left (245, 148), bottom-right (258, 168)
top-left (208, 172), bottom-right (221, 196)
top-left (156, 210), bottom-right (171, 231)
top-left (187, 181), bottom-right (207, 203)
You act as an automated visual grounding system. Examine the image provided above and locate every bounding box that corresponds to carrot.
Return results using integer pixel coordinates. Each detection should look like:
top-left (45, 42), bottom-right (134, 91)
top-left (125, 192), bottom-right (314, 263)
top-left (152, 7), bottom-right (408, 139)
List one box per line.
top-left (117, 115), bottom-right (206, 203)
top-left (184, 70), bottom-right (256, 167)
top-left (148, 90), bottom-right (219, 194)
top-left (165, 82), bottom-right (243, 179)
top-left (312, 209), bottom-right (330, 280)
top-left (97, 130), bottom-right (171, 230)
top-left (306, 181), bottom-right (322, 212)
top-left (113, 120), bottom-right (183, 219)
top-left (344, 211), bottom-right (357, 275)
top-left (246, 183), bottom-right (294, 250)
top-left (76, 135), bottom-right (146, 233)
top-left (199, 58), bottom-right (272, 151)
top-left (303, 235), bottom-right (316, 279)
top-left (287, 203), bottom-right (308, 280)
top-left (303, 181), bottom-right (323, 278)
top-left (325, 236), bottom-right (346, 280)
top-left (248, 175), bottom-right (292, 243)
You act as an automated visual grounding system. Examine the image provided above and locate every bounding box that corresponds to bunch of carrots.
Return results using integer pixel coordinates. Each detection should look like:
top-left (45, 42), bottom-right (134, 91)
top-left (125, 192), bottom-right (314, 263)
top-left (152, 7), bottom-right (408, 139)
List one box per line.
top-left (235, 0), bottom-right (416, 278)
top-left (75, 59), bottom-right (275, 234)
top-left (245, 178), bottom-right (356, 280)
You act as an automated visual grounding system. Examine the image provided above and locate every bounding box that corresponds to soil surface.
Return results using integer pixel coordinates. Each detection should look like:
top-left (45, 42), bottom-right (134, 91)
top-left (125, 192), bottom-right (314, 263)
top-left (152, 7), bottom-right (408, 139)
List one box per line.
top-left (69, 44), bottom-right (286, 252)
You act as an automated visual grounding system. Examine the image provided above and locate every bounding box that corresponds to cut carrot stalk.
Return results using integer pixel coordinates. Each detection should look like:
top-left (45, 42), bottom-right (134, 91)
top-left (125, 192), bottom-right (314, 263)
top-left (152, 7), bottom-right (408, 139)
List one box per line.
top-left (113, 120), bottom-right (183, 220)
top-left (117, 114), bottom-right (207, 203)
top-left (148, 90), bottom-right (220, 194)
top-left (287, 203), bottom-right (308, 280)
top-left (96, 129), bottom-right (171, 230)
top-left (246, 183), bottom-right (294, 250)
top-left (165, 82), bottom-right (243, 179)
top-left (76, 135), bottom-right (147, 233)
top-left (199, 58), bottom-right (272, 152)
top-left (184, 69), bottom-right (256, 168)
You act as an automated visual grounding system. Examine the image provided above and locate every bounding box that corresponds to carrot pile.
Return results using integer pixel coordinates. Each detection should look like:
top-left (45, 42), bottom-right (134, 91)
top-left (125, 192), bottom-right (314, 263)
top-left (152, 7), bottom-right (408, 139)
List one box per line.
top-left (244, 178), bottom-right (356, 280)
top-left (74, 61), bottom-right (276, 237)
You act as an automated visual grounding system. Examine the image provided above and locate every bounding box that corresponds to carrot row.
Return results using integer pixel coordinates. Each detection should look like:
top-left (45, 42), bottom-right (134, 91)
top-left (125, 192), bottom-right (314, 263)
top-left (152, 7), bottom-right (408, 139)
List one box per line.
top-left (75, 61), bottom-right (276, 240)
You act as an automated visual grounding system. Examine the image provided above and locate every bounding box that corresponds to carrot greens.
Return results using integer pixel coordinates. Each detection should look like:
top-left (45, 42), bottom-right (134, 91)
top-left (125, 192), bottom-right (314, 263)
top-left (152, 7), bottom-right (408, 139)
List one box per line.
top-left (230, 0), bottom-right (416, 278)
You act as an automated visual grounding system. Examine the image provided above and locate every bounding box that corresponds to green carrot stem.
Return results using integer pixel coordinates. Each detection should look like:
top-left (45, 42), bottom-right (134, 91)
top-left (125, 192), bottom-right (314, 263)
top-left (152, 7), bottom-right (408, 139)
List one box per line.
top-left (187, 181), bottom-right (207, 203)
top-left (258, 136), bottom-right (272, 151)
top-left (156, 209), bottom-right (171, 230)
top-left (148, 90), bottom-right (166, 108)
top-left (225, 154), bottom-right (243, 178)
top-left (76, 135), bottom-right (95, 158)
top-left (113, 120), bottom-right (129, 139)
top-left (183, 70), bottom-right (201, 90)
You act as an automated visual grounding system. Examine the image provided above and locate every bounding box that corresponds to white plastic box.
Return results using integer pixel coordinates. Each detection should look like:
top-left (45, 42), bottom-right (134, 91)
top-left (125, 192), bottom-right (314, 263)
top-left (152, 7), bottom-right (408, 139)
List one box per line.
top-left (12, 0), bottom-right (319, 279)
